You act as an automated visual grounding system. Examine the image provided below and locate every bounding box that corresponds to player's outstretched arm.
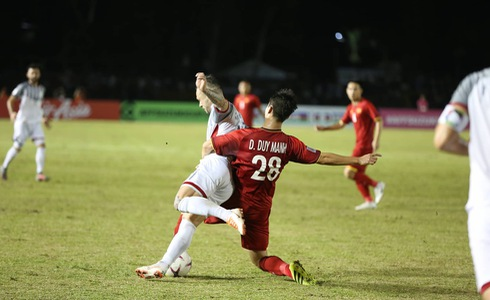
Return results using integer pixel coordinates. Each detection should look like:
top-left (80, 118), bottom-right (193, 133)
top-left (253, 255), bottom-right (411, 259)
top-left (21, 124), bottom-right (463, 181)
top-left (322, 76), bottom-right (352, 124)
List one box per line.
top-left (316, 152), bottom-right (381, 166)
top-left (315, 121), bottom-right (345, 131)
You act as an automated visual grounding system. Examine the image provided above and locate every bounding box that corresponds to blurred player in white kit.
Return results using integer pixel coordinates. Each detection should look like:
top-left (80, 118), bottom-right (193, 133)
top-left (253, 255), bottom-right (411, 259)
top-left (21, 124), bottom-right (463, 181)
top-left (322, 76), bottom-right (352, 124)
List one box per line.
top-left (434, 67), bottom-right (490, 300)
top-left (1, 63), bottom-right (50, 182)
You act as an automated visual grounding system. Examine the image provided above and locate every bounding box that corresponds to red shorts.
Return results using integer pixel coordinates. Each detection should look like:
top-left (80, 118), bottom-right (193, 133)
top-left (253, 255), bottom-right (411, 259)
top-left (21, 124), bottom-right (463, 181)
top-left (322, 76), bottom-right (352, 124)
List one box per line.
top-left (240, 205), bottom-right (271, 251)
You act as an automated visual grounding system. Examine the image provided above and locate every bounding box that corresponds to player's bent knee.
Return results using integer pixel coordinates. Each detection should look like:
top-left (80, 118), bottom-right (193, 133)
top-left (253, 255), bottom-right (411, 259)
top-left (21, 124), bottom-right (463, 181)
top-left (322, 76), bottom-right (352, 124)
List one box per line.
top-left (188, 214), bottom-right (206, 225)
top-left (182, 213), bottom-right (205, 227)
top-left (173, 195), bottom-right (181, 210)
top-left (13, 142), bottom-right (23, 151)
top-left (343, 170), bottom-right (353, 179)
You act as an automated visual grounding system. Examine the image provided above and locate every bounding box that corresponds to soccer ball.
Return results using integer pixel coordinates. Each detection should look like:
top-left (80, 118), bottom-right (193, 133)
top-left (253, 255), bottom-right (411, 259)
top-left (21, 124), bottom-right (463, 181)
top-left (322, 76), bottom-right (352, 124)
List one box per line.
top-left (165, 251), bottom-right (192, 277)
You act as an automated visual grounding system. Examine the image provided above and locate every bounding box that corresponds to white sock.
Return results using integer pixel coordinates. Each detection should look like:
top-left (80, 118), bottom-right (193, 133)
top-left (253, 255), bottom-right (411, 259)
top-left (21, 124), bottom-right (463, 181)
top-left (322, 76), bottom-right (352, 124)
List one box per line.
top-left (160, 219), bottom-right (196, 270)
top-left (35, 147), bottom-right (45, 174)
top-left (2, 147), bottom-right (18, 168)
top-left (178, 196), bottom-right (232, 222)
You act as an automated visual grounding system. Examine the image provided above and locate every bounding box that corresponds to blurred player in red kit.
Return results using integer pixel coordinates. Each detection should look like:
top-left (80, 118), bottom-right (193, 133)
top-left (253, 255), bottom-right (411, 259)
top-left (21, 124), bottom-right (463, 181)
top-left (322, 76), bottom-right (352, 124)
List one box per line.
top-left (315, 80), bottom-right (385, 211)
top-left (233, 80), bottom-right (263, 127)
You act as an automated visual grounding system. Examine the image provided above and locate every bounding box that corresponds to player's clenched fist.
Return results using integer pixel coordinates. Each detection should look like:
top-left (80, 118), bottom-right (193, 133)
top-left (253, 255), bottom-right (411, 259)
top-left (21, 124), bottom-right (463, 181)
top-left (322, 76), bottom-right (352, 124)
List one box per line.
top-left (359, 153), bottom-right (382, 165)
top-left (195, 72), bottom-right (207, 91)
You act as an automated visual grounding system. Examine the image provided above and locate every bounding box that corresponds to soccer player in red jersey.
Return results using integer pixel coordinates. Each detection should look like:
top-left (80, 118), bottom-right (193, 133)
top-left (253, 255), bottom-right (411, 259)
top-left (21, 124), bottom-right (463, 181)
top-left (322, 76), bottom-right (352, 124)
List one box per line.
top-left (315, 80), bottom-right (385, 211)
top-left (197, 88), bottom-right (381, 285)
top-left (233, 80), bottom-right (264, 127)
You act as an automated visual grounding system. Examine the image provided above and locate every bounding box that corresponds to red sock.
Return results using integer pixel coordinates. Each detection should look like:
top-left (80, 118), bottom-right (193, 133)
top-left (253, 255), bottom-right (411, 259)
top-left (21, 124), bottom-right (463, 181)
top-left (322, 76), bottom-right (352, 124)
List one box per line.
top-left (173, 214), bottom-right (183, 235)
top-left (259, 256), bottom-right (291, 278)
top-left (354, 172), bottom-right (377, 187)
top-left (481, 281), bottom-right (490, 295)
top-left (355, 182), bottom-right (372, 201)
top-left (354, 173), bottom-right (376, 201)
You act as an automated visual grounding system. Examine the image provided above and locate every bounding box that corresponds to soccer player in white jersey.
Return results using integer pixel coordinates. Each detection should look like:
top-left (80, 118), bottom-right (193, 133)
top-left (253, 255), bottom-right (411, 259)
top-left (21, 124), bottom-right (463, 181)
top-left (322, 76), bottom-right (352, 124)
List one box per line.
top-left (434, 67), bottom-right (490, 300)
top-left (135, 72), bottom-right (247, 279)
top-left (1, 64), bottom-right (50, 182)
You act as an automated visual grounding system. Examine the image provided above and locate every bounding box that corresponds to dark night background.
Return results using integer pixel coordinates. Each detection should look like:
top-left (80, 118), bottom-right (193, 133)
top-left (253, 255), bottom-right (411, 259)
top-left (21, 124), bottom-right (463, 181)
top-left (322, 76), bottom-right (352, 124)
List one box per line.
top-left (2, 0), bottom-right (490, 108)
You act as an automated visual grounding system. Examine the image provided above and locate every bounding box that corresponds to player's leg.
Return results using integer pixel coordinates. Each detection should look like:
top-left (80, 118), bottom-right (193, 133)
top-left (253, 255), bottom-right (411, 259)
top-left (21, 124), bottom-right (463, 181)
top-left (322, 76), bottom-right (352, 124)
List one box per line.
top-left (255, 250), bottom-right (316, 285)
top-left (204, 189), bottom-right (242, 224)
top-left (345, 166), bottom-right (377, 210)
top-left (32, 122), bottom-right (48, 181)
top-left (176, 196), bottom-right (244, 235)
top-left (350, 147), bottom-right (386, 206)
top-left (173, 213), bottom-right (183, 236)
top-left (135, 213), bottom-right (205, 279)
top-left (346, 166), bottom-right (372, 200)
top-left (174, 154), bottom-right (244, 234)
top-left (351, 166), bottom-right (383, 201)
top-left (244, 218), bottom-right (316, 285)
top-left (136, 166), bottom-right (234, 279)
top-left (467, 207), bottom-right (490, 299)
top-left (161, 213), bottom-right (204, 266)
top-left (1, 121), bottom-right (27, 180)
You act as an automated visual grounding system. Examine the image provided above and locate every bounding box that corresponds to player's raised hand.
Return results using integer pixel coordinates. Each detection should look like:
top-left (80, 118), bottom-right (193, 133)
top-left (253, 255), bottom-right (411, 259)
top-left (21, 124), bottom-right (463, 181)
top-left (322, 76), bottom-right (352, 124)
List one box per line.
top-left (195, 72), bottom-right (207, 91)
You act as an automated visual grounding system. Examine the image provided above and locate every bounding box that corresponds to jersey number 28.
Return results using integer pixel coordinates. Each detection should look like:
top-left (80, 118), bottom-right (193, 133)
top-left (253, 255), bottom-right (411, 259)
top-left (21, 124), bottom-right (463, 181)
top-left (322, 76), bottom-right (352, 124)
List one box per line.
top-left (250, 155), bottom-right (282, 182)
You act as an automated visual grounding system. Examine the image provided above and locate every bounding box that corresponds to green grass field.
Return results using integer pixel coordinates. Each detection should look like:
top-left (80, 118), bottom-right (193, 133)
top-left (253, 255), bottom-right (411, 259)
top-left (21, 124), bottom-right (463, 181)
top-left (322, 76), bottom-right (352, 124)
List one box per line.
top-left (0, 119), bottom-right (476, 300)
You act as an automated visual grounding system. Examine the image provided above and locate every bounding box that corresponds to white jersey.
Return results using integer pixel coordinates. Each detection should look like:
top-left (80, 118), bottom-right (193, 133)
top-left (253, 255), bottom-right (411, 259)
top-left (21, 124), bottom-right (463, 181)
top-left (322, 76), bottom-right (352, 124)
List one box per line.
top-left (12, 81), bottom-right (46, 123)
top-left (206, 102), bottom-right (246, 140)
top-left (446, 67), bottom-right (490, 293)
top-left (449, 68), bottom-right (490, 210)
top-left (182, 101), bottom-right (245, 204)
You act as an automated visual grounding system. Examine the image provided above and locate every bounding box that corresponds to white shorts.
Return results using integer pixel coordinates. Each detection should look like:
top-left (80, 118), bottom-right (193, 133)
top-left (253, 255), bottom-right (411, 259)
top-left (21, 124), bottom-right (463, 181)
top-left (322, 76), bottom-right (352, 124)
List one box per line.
top-left (182, 153), bottom-right (233, 206)
top-left (467, 205), bottom-right (490, 292)
top-left (13, 120), bottom-right (45, 147)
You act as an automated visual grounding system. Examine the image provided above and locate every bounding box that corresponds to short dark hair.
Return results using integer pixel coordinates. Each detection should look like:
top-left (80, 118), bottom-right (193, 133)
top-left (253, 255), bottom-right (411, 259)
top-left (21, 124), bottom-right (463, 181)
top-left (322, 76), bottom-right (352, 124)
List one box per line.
top-left (268, 88), bottom-right (298, 122)
top-left (205, 74), bottom-right (220, 89)
top-left (27, 63), bottom-right (41, 70)
top-left (347, 79), bottom-right (364, 88)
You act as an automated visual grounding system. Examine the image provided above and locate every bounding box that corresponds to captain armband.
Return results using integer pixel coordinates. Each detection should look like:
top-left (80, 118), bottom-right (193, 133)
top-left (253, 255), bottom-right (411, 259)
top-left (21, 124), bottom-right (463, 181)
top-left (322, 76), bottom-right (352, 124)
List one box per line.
top-left (437, 104), bottom-right (469, 133)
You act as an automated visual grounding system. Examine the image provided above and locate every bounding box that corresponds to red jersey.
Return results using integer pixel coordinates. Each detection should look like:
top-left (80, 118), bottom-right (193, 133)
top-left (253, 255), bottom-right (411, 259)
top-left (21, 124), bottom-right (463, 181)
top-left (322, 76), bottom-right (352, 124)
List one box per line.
top-left (233, 94), bottom-right (262, 127)
top-left (340, 98), bottom-right (381, 152)
top-left (211, 128), bottom-right (321, 211)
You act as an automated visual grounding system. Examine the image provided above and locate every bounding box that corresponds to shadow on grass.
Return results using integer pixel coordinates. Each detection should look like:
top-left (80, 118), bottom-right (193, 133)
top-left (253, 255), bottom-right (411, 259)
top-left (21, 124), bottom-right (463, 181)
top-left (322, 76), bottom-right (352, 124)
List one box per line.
top-left (319, 267), bottom-right (476, 298)
top-left (142, 275), bottom-right (247, 283)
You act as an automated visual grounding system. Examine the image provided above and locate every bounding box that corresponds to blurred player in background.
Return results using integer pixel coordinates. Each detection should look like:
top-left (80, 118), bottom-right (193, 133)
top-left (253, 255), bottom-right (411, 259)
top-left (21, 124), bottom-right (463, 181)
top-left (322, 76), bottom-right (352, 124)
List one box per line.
top-left (233, 80), bottom-right (264, 127)
top-left (1, 63), bottom-right (50, 182)
top-left (72, 86), bottom-right (87, 104)
top-left (434, 67), bottom-right (490, 300)
top-left (194, 88), bottom-right (381, 285)
top-left (135, 72), bottom-right (247, 279)
top-left (315, 80), bottom-right (385, 211)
